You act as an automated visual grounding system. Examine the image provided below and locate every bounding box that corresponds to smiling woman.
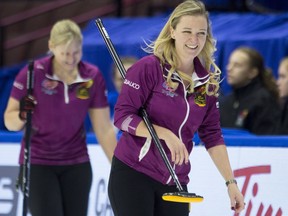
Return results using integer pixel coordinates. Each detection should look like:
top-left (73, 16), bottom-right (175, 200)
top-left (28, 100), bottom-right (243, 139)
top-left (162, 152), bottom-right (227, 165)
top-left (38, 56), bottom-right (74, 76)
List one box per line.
top-left (48, 20), bottom-right (83, 85)
top-left (107, 1), bottom-right (245, 216)
top-left (3, 19), bottom-right (117, 216)
top-left (170, 15), bottom-right (207, 67)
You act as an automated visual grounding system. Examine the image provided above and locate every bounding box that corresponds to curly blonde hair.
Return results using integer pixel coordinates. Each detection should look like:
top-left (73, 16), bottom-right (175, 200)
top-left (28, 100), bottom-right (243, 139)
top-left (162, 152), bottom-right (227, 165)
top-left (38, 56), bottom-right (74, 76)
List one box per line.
top-left (145, 0), bottom-right (220, 96)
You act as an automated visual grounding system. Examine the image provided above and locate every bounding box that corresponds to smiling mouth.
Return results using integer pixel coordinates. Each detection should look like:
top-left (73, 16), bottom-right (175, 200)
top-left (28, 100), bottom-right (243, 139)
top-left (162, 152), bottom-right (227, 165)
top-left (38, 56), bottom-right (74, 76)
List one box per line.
top-left (65, 62), bottom-right (76, 66)
top-left (186, 44), bottom-right (198, 49)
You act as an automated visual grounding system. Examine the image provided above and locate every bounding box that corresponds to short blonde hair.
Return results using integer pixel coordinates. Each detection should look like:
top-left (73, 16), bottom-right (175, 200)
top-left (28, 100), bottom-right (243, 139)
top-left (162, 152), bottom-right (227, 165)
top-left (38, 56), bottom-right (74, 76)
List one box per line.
top-left (49, 19), bottom-right (82, 47)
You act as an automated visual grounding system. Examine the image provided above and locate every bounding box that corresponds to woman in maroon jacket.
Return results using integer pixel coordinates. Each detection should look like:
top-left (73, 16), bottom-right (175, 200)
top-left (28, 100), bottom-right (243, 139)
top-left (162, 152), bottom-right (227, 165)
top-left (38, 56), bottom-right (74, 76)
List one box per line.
top-left (4, 19), bottom-right (117, 216)
top-left (108, 1), bottom-right (245, 216)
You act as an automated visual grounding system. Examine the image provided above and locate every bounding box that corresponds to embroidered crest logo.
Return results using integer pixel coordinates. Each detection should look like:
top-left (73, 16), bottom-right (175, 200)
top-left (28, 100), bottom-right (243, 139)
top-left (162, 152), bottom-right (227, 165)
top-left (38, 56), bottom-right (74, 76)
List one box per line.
top-left (162, 81), bottom-right (178, 97)
top-left (76, 80), bottom-right (93, 99)
top-left (41, 79), bottom-right (58, 95)
top-left (194, 85), bottom-right (206, 107)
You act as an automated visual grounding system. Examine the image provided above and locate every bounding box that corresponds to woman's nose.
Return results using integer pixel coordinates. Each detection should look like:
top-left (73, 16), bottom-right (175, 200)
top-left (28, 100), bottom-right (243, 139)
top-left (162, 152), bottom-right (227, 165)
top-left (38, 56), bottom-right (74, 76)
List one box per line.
top-left (189, 34), bottom-right (198, 42)
top-left (66, 54), bottom-right (75, 63)
top-left (226, 64), bottom-right (232, 72)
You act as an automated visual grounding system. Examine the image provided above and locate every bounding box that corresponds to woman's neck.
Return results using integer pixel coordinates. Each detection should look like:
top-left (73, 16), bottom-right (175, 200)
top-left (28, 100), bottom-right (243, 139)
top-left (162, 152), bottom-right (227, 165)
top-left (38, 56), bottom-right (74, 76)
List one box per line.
top-left (53, 61), bottom-right (78, 85)
top-left (177, 57), bottom-right (195, 76)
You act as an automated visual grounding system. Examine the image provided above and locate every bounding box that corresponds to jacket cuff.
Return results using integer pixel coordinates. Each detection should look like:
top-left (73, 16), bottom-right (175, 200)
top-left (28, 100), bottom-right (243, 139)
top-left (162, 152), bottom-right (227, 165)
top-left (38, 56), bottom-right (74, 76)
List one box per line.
top-left (121, 114), bottom-right (143, 135)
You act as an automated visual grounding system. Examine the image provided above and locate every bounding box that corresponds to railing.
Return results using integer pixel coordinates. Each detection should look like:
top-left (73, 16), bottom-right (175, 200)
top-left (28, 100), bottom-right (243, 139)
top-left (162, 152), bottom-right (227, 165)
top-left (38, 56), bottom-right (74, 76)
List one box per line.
top-left (0, 0), bottom-right (78, 66)
top-left (2, 4), bottom-right (117, 50)
top-left (0, 0), bottom-right (147, 67)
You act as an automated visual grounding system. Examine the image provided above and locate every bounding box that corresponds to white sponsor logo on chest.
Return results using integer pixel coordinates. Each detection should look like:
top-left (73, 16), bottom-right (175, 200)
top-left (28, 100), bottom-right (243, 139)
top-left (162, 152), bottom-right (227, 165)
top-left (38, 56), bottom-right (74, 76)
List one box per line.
top-left (124, 79), bottom-right (140, 89)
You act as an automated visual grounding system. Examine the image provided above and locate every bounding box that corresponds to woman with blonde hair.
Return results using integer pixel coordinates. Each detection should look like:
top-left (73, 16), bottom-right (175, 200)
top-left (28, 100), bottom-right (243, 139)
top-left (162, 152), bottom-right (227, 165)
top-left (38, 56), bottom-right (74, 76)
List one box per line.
top-left (4, 19), bottom-right (117, 216)
top-left (108, 1), bottom-right (245, 215)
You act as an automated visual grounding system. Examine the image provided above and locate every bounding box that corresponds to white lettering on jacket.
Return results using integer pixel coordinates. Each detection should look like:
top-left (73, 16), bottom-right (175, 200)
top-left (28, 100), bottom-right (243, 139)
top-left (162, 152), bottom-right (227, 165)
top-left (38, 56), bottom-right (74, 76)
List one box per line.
top-left (124, 79), bottom-right (140, 89)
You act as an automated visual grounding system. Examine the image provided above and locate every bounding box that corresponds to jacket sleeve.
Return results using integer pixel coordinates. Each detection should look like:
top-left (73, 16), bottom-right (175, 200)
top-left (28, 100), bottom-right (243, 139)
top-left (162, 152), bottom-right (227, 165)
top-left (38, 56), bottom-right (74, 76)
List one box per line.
top-left (198, 96), bottom-right (225, 149)
top-left (114, 57), bottom-right (157, 135)
top-left (10, 65), bottom-right (30, 100)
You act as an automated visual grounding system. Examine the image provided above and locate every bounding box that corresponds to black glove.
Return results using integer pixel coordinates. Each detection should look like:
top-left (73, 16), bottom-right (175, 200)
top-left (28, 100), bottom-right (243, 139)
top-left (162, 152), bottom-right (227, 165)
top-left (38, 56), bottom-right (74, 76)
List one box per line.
top-left (19, 95), bottom-right (36, 121)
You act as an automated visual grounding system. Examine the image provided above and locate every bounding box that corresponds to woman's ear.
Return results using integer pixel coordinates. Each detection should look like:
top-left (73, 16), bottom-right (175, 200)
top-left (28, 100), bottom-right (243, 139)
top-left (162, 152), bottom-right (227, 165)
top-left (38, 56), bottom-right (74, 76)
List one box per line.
top-left (249, 68), bottom-right (259, 79)
top-left (170, 26), bottom-right (175, 39)
top-left (48, 40), bottom-right (54, 53)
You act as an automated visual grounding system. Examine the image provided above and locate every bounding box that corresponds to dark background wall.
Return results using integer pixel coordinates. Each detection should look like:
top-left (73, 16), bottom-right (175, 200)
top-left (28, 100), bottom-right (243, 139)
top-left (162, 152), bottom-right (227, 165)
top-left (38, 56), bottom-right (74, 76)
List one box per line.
top-left (0, 0), bottom-right (184, 67)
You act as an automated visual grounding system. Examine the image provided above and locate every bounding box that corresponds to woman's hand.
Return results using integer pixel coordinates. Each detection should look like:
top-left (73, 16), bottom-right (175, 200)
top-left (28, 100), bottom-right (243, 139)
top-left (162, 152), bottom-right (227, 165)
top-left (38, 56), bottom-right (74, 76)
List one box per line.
top-left (163, 131), bottom-right (189, 166)
top-left (228, 183), bottom-right (245, 213)
top-left (19, 95), bottom-right (37, 121)
top-left (135, 121), bottom-right (189, 166)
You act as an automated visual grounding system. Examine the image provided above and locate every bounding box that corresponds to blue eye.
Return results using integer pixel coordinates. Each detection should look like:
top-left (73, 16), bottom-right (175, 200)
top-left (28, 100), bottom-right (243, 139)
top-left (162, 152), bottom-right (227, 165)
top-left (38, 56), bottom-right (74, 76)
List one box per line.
top-left (198, 32), bottom-right (207, 36)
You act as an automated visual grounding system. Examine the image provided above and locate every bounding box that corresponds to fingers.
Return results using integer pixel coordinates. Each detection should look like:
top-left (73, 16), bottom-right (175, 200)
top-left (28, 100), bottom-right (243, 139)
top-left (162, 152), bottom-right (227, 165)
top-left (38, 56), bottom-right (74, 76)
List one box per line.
top-left (164, 132), bottom-right (189, 166)
top-left (229, 188), bottom-right (245, 214)
top-left (26, 95), bottom-right (37, 106)
top-left (184, 148), bottom-right (189, 164)
top-left (231, 201), bottom-right (245, 213)
top-left (173, 152), bottom-right (182, 165)
top-left (21, 95), bottom-right (37, 110)
top-left (19, 95), bottom-right (37, 120)
top-left (171, 145), bottom-right (189, 166)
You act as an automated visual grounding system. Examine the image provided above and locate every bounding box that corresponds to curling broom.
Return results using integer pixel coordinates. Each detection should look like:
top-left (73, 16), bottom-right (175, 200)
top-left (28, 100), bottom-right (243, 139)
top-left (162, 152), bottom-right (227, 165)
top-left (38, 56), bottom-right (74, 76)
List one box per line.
top-left (22, 60), bottom-right (34, 216)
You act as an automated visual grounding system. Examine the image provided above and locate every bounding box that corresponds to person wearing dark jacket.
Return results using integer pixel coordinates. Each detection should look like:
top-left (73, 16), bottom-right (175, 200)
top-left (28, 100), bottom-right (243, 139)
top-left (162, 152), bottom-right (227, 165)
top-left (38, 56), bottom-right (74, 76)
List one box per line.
top-left (277, 57), bottom-right (288, 134)
top-left (219, 46), bottom-right (281, 135)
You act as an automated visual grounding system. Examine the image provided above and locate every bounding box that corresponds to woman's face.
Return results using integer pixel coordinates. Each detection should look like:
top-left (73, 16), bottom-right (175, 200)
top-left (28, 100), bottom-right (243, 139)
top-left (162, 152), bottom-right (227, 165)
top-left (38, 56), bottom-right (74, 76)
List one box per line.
top-left (171, 15), bottom-right (207, 62)
top-left (277, 61), bottom-right (288, 98)
top-left (226, 50), bottom-right (257, 88)
top-left (50, 39), bottom-right (82, 73)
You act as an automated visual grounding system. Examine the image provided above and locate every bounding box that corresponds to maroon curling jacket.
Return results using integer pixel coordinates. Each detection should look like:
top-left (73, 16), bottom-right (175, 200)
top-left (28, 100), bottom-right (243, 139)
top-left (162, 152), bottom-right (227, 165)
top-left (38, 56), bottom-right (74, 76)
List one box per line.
top-left (114, 55), bottom-right (224, 185)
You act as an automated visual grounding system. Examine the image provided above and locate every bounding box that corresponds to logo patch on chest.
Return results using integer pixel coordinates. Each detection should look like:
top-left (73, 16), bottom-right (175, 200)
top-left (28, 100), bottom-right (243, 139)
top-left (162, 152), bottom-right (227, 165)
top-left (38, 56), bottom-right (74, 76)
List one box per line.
top-left (41, 79), bottom-right (58, 95)
top-left (76, 80), bottom-right (93, 99)
top-left (194, 85), bottom-right (206, 107)
top-left (161, 81), bottom-right (178, 97)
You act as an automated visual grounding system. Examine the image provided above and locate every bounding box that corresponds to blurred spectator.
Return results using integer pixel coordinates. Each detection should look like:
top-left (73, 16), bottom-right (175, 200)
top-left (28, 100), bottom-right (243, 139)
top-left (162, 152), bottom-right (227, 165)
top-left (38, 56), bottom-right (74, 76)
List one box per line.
top-left (84, 56), bottom-right (138, 132)
top-left (108, 56), bottom-right (138, 116)
top-left (219, 46), bottom-right (281, 135)
top-left (276, 57), bottom-right (288, 134)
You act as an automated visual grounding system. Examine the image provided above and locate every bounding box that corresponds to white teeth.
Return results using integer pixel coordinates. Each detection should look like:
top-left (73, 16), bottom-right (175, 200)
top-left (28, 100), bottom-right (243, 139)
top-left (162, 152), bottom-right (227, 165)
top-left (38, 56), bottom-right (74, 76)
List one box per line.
top-left (186, 44), bottom-right (198, 49)
top-left (65, 62), bottom-right (74, 65)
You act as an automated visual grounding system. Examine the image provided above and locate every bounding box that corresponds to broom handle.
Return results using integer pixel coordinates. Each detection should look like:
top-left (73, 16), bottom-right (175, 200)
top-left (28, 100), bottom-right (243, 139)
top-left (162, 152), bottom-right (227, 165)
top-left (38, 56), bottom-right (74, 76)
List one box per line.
top-left (95, 18), bottom-right (184, 192)
top-left (22, 60), bottom-right (34, 216)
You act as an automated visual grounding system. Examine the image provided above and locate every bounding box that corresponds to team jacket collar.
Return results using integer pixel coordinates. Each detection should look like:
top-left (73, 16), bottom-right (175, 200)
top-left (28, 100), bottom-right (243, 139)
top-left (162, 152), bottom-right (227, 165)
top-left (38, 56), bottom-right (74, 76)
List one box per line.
top-left (163, 57), bottom-right (210, 88)
top-left (35, 56), bottom-right (91, 83)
